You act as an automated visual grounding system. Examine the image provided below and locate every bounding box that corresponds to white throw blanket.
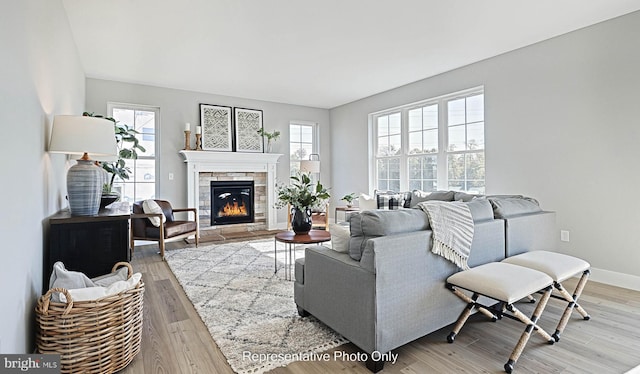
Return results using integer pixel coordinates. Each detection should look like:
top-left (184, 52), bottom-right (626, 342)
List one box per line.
top-left (418, 201), bottom-right (474, 270)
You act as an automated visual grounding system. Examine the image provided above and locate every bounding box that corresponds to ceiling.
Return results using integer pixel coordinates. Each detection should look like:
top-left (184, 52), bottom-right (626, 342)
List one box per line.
top-left (62, 0), bottom-right (640, 109)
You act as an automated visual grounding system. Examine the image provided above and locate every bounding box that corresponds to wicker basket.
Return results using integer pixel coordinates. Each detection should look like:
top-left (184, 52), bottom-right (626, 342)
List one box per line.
top-left (35, 262), bottom-right (144, 374)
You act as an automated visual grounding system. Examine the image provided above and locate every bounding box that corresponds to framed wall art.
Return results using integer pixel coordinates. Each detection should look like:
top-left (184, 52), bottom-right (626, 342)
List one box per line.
top-left (234, 107), bottom-right (264, 153)
top-left (200, 104), bottom-right (233, 151)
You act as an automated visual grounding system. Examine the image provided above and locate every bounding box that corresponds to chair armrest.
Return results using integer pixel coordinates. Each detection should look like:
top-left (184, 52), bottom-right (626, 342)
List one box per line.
top-left (130, 212), bottom-right (163, 219)
top-left (172, 208), bottom-right (197, 213)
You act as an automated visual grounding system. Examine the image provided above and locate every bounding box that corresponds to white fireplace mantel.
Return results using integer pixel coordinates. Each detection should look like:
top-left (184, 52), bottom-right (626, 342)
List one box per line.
top-left (179, 150), bottom-right (282, 230)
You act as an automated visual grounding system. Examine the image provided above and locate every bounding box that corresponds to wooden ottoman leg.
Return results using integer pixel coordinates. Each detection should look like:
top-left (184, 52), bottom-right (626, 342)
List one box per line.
top-left (446, 285), bottom-right (499, 344)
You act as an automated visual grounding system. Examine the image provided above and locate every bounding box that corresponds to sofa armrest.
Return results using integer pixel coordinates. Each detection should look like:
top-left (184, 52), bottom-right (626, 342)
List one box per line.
top-left (301, 246), bottom-right (377, 353)
top-left (504, 211), bottom-right (557, 257)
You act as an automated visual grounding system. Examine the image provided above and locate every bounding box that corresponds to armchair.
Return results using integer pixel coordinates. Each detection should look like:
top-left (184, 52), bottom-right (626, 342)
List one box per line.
top-left (130, 199), bottom-right (199, 260)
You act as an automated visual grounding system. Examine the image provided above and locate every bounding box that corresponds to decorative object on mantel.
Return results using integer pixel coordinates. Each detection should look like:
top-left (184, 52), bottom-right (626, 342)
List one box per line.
top-left (82, 112), bottom-right (146, 209)
top-left (194, 125), bottom-right (203, 150)
top-left (275, 172), bottom-right (330, 234)
top-left (200, 104), bottom-right (233, 151)
top-left (49, 115), bottom-right (118, 216)
top-left (257, 128), bottom-right (280, 153)
top-left (234, 107), bottom-right (263, 152)
top-left (183, 122), bottom-right (191, 150)
top-left (165, 240), bottom-right (346, 374)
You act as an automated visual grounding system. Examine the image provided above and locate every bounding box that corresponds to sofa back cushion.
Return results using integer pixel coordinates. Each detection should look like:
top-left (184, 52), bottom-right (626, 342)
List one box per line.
top-left (348, 209), bottom-right (430, 260)
top-left (466, 198), bottom-right (494, 222)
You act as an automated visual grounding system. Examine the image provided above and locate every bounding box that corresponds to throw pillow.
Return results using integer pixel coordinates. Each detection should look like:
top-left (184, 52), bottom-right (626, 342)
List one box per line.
top-left (409, 190), bottom-right (455, 208)
top-left (328, 223), bottom-right (350, 253)
top-left (376, 193), bottom-right (403, 210)
top-left (358, 193), bottom-right (377, 211)
top-left (143, 199), bottom-right (166, 227)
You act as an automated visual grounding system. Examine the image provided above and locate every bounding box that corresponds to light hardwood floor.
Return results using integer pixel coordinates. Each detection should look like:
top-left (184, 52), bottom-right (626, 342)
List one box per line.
top-left (123, 241), bottom-right (640, 374)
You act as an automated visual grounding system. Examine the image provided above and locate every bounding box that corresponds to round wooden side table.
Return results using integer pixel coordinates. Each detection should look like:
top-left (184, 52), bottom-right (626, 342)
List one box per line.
top-left (274, 230), bottom-right (331, 281)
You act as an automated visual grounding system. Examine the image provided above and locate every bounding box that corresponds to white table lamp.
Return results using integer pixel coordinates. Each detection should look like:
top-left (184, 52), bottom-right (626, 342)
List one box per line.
top-left (49, 115), bottom-right (118, 216)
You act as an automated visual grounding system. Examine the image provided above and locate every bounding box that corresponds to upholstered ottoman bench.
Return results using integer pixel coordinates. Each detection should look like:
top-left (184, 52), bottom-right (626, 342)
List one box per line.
top-left (502, 250), bottom-right (591, 341)
top-left (446, 262), bottom-right (555, 373)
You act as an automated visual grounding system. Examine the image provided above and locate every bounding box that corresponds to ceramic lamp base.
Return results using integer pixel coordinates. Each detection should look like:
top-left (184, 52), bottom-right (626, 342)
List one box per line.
top-left (67, 159), bottom-right (102, 216)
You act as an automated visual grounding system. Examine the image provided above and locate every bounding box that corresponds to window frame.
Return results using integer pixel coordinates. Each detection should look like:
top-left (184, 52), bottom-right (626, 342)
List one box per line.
top-left (370, 87), bottom-right (485, 193)
top-left (107, 102), bottom-right (160, 202)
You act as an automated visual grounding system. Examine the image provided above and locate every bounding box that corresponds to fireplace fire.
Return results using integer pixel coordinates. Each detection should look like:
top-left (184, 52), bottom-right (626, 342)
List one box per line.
top-left (210, 181), bottom-right (255, 225)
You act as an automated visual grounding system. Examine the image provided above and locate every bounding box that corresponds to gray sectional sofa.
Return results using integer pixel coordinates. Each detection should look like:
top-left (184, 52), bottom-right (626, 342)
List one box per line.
top-left (293, 195), bottom-right (557, 372)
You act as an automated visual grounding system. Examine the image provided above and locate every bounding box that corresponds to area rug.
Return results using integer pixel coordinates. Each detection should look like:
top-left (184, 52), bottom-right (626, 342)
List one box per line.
top-left (165, 239), bottom-right (347, 374)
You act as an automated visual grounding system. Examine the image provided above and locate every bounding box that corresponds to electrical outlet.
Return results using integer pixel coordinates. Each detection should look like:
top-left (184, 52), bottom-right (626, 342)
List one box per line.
top-left (168, 172), bottom-right (174, 181)
top-left (560, 230), bottom-right (570, 242)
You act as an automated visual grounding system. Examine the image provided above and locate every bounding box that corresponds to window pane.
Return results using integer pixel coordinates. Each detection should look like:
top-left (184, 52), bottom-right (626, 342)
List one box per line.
top-left (136, 133), bottom-right (155, 157)
top-left (301, 126), bottom-right (313, 143)
top-left (448, 98), bottom-right (465, 126)
top-left (388, 113), bottom-right (401, 135)
top-left (409, 180), bottom-right (422, 191)
top-left (134, 110), bottom-right (155, 133)
top-left (134, 159), bottom-right (155, 183)
top-left (423, 104), bottom-right (438, 129)
top-left (377, 137), bottom-right (389, 157)
top-left (389, 180), bottom-right (400, 192)
top-left (466, 94), bottom-right (484, 123)
top-left (112, 108), bottom-right (134, 127)
top-left (408, 132), bottom-right (422, 154)
top-left (424, 129), bottom-right (438, 153)
top-left (448, 154), bottom-right (464, 180)
top-left (290, 161), bottom-right (300, 175)
top-left (389, 158), bottom-right (400, 180)
top-left (448, 180), bottom-right (464, 191)
top-left (290, 125), bottom-right (301, 142)
top-left (466, 152), bottom-right (485, 181)
top-left (467, 180), bottom-right (485, 194)
top-left (448, 125), bottom-right (465, 151)
top-left (389, 134), bottom-right (401, 155)
top-left (377, 159), bottom-right (387, 180)
top-left (377, 116), bottom-right (389, 136)
top-left (467, 122), bottom-right (484, 150)
top-left (134, 182), bottom-right (155, 201)
top-left (409, 108), bottom-right (422, 132)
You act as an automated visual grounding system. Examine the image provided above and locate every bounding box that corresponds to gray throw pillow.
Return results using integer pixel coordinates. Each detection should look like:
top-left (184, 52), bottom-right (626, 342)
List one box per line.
top-left (91, 266), bottom-right (130, 287)
top-left (489, 197), bottom-right (542, 218)
top-left (49, 262), bottom-right (96, 302)
top-left (465, 198), bottom-right (494, 222)
top-left (409, 190), bottom-right (455, 208)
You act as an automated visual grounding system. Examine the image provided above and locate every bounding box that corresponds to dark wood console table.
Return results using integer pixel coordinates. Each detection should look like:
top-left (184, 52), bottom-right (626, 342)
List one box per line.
top-left (44, 208), bottom-right (131, 292)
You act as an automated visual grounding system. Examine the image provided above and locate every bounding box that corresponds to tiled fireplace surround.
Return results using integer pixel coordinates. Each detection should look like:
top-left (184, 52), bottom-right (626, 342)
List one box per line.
top-left (179, 151), bottom-right (282, 236)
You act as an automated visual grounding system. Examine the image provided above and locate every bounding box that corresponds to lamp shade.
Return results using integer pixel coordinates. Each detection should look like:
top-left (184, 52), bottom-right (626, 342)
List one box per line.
top-left (49, 115), bottom-right (118, 157)
top-left (300, 160), bottom-right (320, 173)
top-left (49, 115), bottom-right (118, 216)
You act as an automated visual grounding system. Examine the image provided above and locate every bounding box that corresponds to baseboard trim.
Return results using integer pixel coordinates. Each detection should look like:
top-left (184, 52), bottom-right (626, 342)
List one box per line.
top-left (590, 267), bottom-right (640, 291)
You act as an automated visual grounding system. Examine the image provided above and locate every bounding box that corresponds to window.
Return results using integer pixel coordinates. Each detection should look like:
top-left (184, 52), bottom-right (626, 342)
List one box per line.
top-left (108, 103), bottom-right (159, 202)
top-left (289, 121), bottom-right (317, 175)
top-left (372, 88), bottom-right (484, 193)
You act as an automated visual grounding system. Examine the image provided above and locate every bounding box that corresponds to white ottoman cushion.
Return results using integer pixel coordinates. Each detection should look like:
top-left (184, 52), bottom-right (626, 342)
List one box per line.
top-left (502, 251), bottom-right (590, 283)
top-left (447, 262), bottom-right (553, 304)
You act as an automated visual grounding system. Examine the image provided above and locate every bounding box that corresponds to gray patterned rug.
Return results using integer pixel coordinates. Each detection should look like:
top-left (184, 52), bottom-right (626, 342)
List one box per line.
top-left (165, 239), bottom-right (347, 374)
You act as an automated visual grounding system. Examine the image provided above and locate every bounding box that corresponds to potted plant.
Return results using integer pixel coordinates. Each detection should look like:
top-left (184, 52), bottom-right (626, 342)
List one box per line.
top-left (340, 192), bottom-right (357, 207)
top-left (257, 128), bottom-right (280, 153)
top-left (83, 112), bottom-right (145, 207)
top-left (275, 172), bottom-right (330, 234)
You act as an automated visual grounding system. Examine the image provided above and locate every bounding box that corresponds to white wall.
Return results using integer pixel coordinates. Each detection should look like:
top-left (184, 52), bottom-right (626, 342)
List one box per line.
top-left (0, 0), bottom-right (85, 352)
top-left (85, 79), bottom-right (331, 225)
top-left (330, 11), bottom-right (640, 289)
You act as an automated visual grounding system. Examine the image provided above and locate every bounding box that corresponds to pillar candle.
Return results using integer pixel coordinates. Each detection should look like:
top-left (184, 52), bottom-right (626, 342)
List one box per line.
top-left (195, 126), bottom-right (202, 134)
top-left (185, 122), bottom-right (191, 131)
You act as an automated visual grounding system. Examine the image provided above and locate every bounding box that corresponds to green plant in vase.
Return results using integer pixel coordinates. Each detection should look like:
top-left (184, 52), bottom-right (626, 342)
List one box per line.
top-left (257, 128), bottom-right (280, 152)
top-left (275, 172), bottom-right (330, 234)
top-left (340, 192), bottom-right (357, 207)
top-left (83, 112), bottom-right (145, 206)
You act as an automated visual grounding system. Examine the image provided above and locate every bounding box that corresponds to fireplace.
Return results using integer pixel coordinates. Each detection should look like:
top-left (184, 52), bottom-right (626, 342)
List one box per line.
top-left (210, 180), bottom-right (255, 225)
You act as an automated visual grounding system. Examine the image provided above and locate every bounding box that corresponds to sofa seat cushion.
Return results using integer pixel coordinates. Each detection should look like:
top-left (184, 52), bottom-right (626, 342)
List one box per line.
top-left (348, 209), bottom-right (430, 260)
top-left (145, 221), bottom-right (197, 239)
